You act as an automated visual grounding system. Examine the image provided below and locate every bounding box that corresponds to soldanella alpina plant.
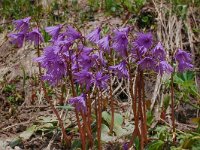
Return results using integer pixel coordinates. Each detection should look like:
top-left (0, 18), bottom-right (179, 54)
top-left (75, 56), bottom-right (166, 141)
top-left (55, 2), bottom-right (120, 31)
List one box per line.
top-left (8, 17), bottom-right (193, 150)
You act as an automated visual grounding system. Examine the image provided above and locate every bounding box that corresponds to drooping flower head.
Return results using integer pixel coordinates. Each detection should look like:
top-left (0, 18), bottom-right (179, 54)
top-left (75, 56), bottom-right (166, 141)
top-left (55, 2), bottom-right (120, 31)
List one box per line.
top-left (132, 46), bottom-right (148, 60)
top-left (156, 61), bottom-right (173, 76)
top-left (78, 44), bottom-right (93, 55)
top-left (78, 53), bottom-right (95, 70)
top-left (34, 46), bottom-right (66, 85)
top-left (27, 28), bottom-right (44, 46)
top-left (93, 71), bottom-right (109, 89)
top-left (177, 62), bottom-right (193, 72)
top-left (175, 49), bottom-right (192, 63)
top-left (97, 35), bottom-right (110, 52)
top-left (8, 32), bottom-right (25, 48)
top-left (175, 49), bottom-right (193, 72)
top-left (65, 25), bottom-right (82, 42)
top-left (112, 27), bottom-right (129, 57)
top-left (69, 94), bottom-right (87, 113)
top-left (137, 57), bottom-right (156, 71)
top-left (109, 60), bottom-right (129, 79)
top-left (134, 32), bottom-right (153, 49)
top-left (86, 27), bottom-right (101, 43)
top-left (152, 42), bottom-right (166, 61)
top-left (74, 70), bottom-right (93, 90)
top-left (45, 24), bottom-right (62, 40)
top-left (13, 17), bottom-right (31, 32)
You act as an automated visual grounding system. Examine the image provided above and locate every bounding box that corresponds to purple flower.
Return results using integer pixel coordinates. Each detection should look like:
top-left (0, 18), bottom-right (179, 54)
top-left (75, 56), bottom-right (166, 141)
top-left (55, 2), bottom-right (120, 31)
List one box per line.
top-left (65, 25), bottom-right (82, 41)
top-left (86, 27), bottom-right (101, 43)
top-left (122, 142), bottom-right (129, 150)
top-left (69, 94), bottom-right (87, 113)
top-left (109, 60), bottom-right (129, 78)
top-left (35, 46), bottom-right (66, 85)
top-left (93, 51), bottom-right (107, 66)
top-left (138, 57), bottom-right (156, 71)
top-left (27, 28), bottom-right (44, 46)
top-left (175, 49), bottom-right (192, 63)
top-left (93, 71), bottom-right (109, 89)
top-left (132, 46), bottom-right (148, 60)
top-left (45, 25), bottom-right (62, 40)
top-left (156, 61), bottom-right (173, 76)
top-left (97, 35), bottom-right (110, 52)
top-left (175, 49), bottom-right (193, 72)
top-left (152, 42), bottom-right (166, 61)
top-left (8, 32), bottom-right (25, 48)
top-left (178, 62), bottom-right (193, 72)
top-left (78, 45), bottom-right (93, 54)
top-left (112, 28), bottom-right (129, 57)
top-left (13, 17), bottom-right (31, 32)
top-left (74, 70), bottom-right (93, 90)
top-left (134, 32), bottom-right (153, 49)
top-left (79, 53), bottom-right (95, 70)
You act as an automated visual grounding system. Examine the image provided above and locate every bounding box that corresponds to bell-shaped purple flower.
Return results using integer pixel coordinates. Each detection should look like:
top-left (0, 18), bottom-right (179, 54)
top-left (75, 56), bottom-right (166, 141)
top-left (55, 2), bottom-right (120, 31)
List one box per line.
top-left (134, 32), bottom-right (153, 49)
top-left (78, 44), bottom-right (93, 55)
top-left (93, 51), bottom-right (107, 67)
top-left (45, 24), bottom-right (62, 40)
top-left (97, 35), bottom-right (110, 52)
top-left (175, 49), bottom-right (193, 72)
top-left (74, 70), bottom-right (93, 90)
top-left (65, 25), bottom-right (82, 41)
top-left (109, 60), bottom-right (129, 79)
top-left (112, 28), bottom-right (129, 57)
top-left (79, 53), bottom-right (95, 70)
top-left (156, 61), bottom-right (173, 76)
top-left (27, 28), bottom-right (44, 46)
top-left (86, 27), bottom-right (101, 43)
top-left (35, 46), bottom-right (66, 85)
top-left (152, 42), bottom-right (166, 61)
top-left (175, 49), bottom-right (192, 63)
top-left (69, 94), bottom-right (87, 113)
top-left (178, 62), bottom-right (193, 72)
top-left (132, 46), bottom-right (148, 60)
top-left (8, 32), bottom-right (25, 48)
top-left (138, 57), bottom-right (156, 71)
top-left (93, 71), bottom-right (109, 89)
top-left (13, 17), bottom-right (31, 32)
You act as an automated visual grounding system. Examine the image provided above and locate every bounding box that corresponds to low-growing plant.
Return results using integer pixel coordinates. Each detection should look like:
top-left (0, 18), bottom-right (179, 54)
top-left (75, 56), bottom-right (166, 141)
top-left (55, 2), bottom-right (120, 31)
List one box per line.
top-left (8, 16), bottom-right (194, 150)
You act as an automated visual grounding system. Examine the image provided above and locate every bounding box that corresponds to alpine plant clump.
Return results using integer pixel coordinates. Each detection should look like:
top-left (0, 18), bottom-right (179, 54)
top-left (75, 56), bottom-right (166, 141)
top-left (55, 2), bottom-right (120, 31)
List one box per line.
top-left (9, 17), bottom-right (193, 150)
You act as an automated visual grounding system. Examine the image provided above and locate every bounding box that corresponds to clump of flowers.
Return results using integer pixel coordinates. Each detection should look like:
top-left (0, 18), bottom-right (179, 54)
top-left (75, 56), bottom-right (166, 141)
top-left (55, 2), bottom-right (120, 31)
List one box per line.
top-left (9, 17), bottom-right (193, 150)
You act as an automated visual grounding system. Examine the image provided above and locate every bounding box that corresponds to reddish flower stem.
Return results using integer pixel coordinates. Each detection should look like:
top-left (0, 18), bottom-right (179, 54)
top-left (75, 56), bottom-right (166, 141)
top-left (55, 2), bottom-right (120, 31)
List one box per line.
top-left (127, 63), bottom-right (140, 147)
top-left (97, 90), bottom-right (102, 150)
top-left (109, 78), bottom-right (114, 133)
top-left (171, 73), bottom-right (176, 143)
top-left (41, 82), bottom-right (71, 147)
top-left (141, 72), bottom-right (148, 143)
top-left (138, 72), bottom-right (144, 150)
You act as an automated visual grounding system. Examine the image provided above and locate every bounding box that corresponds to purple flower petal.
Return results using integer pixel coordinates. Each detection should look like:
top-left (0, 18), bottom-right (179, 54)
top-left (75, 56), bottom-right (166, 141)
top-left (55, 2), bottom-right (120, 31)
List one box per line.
top-left (152, 42), bottom-right (166, 61)
top-left (156, 61), bottom-right (173, 76)
top-left (134, 32), bottom-right (153, 49)
top-left (13, 17), bottom-right (31, 32)
top-left (86, 27), bottom-right (101, 43)
top-left (138, 57), bottom-right (156, 71)
top-left (97, 35), bottom-right (110, 52)
top-left (26, 28), bottom-right (44, 46)
top-left (69, 94), bottom-right (87, 113)
top-left (45, 24), bottom-right (62, 40)
top-left (65, 25), bottom-right (82, 41)
top-left (109, 60), bottom-right (129, 78)
top-left (8, 32), bottom-right (25, 48)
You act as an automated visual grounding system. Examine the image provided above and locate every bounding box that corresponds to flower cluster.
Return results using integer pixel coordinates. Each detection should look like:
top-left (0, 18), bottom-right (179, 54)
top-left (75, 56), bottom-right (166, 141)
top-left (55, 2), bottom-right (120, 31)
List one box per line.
top-left (9, 17), bottom-right (193, 112)
top-left (9, 17), bottom-right (44, 47)
top-left (69, 94), bottom-right (87, 113)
